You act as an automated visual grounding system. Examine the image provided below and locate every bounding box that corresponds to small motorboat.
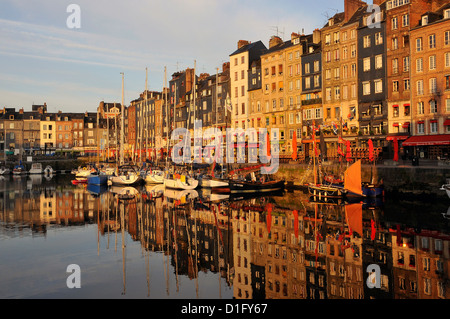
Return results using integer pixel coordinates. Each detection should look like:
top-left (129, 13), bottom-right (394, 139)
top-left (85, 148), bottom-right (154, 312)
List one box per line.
top-left (43, 165), bottom-right (54, 175)
top-left (29, 163), bottom-right (43, 174)
top-left (440, 183), bottom-right (450, 199)
top-left (0, 166), bottom-right (11, 175)
top-left (13, 162), bottom-right (26, 175)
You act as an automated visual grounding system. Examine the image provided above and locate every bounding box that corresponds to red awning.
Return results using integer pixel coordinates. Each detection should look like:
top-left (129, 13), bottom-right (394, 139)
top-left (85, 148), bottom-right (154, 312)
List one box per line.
top-left (444, 119), bottom-right (450, 126)
top-left (430, 120), bottom-right (438, 123)
top-left (386, 135), bottom-right (409, 141)
top-left (393, 123), bottom-right (399, 127)
top-left (402, 134), bottom-right (450, 146)
top-left (417, 121), bottom-right (425, 124)
top-left (402, 122), bottom-right (410, 128)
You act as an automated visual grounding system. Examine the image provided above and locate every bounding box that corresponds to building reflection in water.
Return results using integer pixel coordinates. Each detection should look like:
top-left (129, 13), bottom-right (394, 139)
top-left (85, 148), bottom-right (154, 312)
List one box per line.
top-left (0, 175), bottom-right (449, 299)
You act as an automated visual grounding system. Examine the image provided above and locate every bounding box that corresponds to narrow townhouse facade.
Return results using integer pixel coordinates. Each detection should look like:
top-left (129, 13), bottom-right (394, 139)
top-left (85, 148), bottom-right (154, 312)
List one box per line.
top-left (407, 3), bottom-right (450, 159)
top-left (230, 40), bottom-right (268, 131)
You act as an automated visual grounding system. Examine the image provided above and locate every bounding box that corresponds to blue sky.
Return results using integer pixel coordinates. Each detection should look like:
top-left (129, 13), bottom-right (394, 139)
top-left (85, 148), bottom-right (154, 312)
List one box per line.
top-left (0, 0), bottom-right (345, 113)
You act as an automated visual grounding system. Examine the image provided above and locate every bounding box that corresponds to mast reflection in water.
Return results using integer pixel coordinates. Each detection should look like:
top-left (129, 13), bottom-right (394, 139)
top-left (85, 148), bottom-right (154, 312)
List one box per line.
top-left (0, 175), bottom-right (449, 299)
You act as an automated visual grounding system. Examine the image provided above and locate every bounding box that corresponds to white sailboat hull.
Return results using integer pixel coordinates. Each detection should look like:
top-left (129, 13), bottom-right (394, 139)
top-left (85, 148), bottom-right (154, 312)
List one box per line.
top-left (110, 174), bottom-right (142, 186)
top-left (200, 178), bottom-right (229, 188)
top-left (145, 170), bottom-right (164, 184)
top-left (164, 177), bottom-right (198, 190)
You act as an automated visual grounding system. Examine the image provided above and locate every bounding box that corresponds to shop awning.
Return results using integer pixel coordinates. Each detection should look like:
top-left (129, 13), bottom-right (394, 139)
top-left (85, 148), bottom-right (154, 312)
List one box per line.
top-left (386, 135), bottom-right (409, 141)
top-left (402, 134), bottom-right (450, 146)
top-left (444, 119), bottom-right (450, 126)
top-left (402, 122), bottom-right (410, 128)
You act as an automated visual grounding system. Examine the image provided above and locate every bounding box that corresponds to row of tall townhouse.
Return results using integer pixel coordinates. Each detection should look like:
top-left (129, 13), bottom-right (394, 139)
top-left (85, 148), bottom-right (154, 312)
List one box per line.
top-left (0, 103), bottom-right (114, 157)
top-left (225, 0), bottom-right (450, 161)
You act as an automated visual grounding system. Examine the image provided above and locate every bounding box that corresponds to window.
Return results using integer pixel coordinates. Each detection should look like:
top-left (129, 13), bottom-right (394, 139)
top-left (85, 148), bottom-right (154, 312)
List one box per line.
top-left (404, 79), bottom-right (410, 91)
top-left (363, 35), bottom-right (371, 48)
top-left (403, 56), bottom-right (410, 72)
top-left (430, 100), bottom-right (437, 113)
top-left (417, 80), bottom-right (424, 95)
top-left (375, 55), bottom-right (383, 69)
top-left (392, 17), bottom-right (398, 29)
top-left (392, 58), bottom-right (399, 74)
top-left (375, 32), bottom-right (383, 45)
top-left (422, 15), bottom-right (429, 26)
top-left (402, 14), bottom-right (409, 27)
top-left (430, 121), bottom-right (438, 133)
top-left (392, 37), bottom-right (398, 50)
top-left (416, 38), bottom-right (422, 52)
top-left (447, 99), bottom-right (450, 112)
top-left (351, 44), bottom-right (356, 58)
top-left (417, 122), bottom-right (424, 134)
top-left (393, 81), bottom-right (399, 92)
top-left (416, 58), bottom-right (423, 72)
top-left (429, 55), bottom-right (436, 70)
top-left (446, 53), bottom-right (450, 68)
top-left (363, 82), bottom-right (371, 95)
top-left (445, 31), bottom-right (450, 45)
top-left (363, 57), bottom-right (371, 72)
top-left (429, 34), bottom-right (436, 49)
top-left (445, 9), bottom-right (450, 19)
top-left (429, 78), bottom-right (437, 94)
top-left (375, 79), bottom-right (383, 93)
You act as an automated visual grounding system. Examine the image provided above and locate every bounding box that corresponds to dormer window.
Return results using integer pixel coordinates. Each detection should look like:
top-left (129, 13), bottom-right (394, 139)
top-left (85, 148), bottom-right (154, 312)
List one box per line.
top-left (9, 115), bottom-right (14, 120)
top-left (422, 15), bottom-right (428, 26)
top-left (445, 9), bottom-right (450, 19)
top-left (329, 18), bottom-right (334, 26)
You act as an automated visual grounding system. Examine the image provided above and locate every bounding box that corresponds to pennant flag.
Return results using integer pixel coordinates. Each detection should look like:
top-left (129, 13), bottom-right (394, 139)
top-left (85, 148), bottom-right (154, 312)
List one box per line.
top-left (267, 132), bottom-right (271, 158)
top-left (368, 139), bottom-right (374, 162)
top-left (291, 131), bottom-right (297, 161)
top-left (346, 140), bottom-right (352, 162)
top-left (371, 219), bottom-right (376, 241)
top-left (266, 203), bottom-right (273, 234)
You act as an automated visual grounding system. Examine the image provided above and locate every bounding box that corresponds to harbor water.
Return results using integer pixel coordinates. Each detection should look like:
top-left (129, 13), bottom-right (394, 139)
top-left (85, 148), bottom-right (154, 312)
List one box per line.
top-left (0, 174), bottom-right (449, 299)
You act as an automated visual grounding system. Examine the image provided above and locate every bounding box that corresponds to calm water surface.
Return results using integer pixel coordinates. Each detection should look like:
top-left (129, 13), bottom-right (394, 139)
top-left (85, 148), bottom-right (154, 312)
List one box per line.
top-left (0, 174), bottom-right (449, 299)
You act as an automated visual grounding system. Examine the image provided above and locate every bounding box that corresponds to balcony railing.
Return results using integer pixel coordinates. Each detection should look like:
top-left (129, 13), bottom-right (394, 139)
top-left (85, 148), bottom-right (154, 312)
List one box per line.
top-left (301, 98), bottom-right (322, 106)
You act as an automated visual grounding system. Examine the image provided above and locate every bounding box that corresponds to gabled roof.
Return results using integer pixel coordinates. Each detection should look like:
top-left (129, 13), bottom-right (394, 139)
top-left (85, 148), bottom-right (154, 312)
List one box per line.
top-left (229, 40), bottom-right (267, 57)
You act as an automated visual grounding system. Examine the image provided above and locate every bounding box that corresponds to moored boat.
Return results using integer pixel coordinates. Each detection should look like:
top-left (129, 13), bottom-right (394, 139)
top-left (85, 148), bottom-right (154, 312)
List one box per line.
top-left (0, 166), bottom-right (11, 175)
top-left (29, 163), bottom-right (43, 174)
top-left (164, 172), bottom-right (198, 190)
top-left (109, 164), bottom-right (142, 186)
top-left (13, 163), bottom-right (26, 175)
top-left (144, 169), bottom-right (164, 184)
top-left (87, 170), bottom-right (109, 186)
top-left (43, 165), bottom-right (54, 175)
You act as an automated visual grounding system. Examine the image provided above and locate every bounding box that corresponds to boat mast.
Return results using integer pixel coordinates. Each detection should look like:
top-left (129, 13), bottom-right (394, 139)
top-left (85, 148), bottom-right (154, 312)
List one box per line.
top-left (164, 66), bottom-right (168, 168)
top-left (193, 60), bottom-right (196, 165)
top-left (120, 72), bottom-right (125, 166)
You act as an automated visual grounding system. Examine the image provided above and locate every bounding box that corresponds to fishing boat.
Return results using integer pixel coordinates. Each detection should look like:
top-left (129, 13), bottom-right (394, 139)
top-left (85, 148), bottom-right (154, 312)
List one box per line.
top-left (109, 164), bottom-right (142, 186)
top-left (0, 166), bottom-right (11, 175)
top-left (144, 168), bottom-right (164, 184)
top-left (29, 163), bottom-right (43, 174)
top-left (13, 162), bottom-right (26, 175)
top-left (164, 172), bottom-right (199, 190)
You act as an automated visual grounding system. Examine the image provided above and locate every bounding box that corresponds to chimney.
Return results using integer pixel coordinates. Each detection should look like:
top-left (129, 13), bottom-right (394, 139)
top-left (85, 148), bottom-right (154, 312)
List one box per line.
top-left (238, 40), bottom-right (250, 49)
top-left (345, 0), bottom-right (366, 23)
top-left (269, 36), bottom-right (283, 49)
top-left (222, 62), bottom-right (230, 73)
top-left (291, 32), bottom-right (300, 42)
top-left (19, 108), bottom-right (24, 114)
top-left (313, 29), bottom-right (321, 44)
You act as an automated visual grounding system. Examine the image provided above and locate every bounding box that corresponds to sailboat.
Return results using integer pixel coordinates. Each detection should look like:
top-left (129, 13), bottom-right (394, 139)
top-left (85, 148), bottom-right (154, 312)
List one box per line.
top-left (144, 168), bottom-right (164, 184)
top-left (12, 161), bottom-right (26, 175)
top-left (362, 139), bottom-right (384, 198)
top-left (110, 164), bottom-right (143, 186)
top-left (164, 172), bottom-right (198, 190)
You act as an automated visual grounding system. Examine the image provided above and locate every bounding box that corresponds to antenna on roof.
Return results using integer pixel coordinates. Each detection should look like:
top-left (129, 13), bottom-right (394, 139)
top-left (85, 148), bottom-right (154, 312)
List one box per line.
top-left (270, 26), bottom-right (285, 39)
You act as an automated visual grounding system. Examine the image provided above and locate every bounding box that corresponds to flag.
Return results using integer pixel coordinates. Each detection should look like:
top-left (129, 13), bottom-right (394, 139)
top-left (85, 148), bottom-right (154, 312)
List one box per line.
top-left (368, 139), bottom-right (374, 162)
top-left (267, 132), bottom-right (271, 158)
top-left (393, 138), bottom-right (399, 162)
top-left (291, 131), bottom-right (297, 161)
top-left (266, 203), bottom-right (273, 234)
top-left (332, 122), bottom-right (338, 135)
top-left (346, 140), bottom-right (352, 162)
top-left (371, 219), bottom-right (376, 241)
top-left (293, 210), bottom-right (299, 238)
